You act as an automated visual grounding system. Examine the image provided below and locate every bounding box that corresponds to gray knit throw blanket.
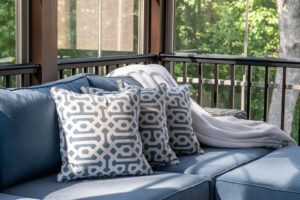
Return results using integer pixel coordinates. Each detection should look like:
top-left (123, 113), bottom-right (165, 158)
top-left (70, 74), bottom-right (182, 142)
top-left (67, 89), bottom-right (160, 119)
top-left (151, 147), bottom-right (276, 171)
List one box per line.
top-left (107, 64), bottom-right (296, 148)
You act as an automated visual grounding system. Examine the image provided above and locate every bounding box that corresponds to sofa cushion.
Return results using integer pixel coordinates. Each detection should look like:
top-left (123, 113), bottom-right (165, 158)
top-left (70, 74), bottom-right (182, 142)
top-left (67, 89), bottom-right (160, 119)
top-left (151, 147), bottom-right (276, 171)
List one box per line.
top-left (118, 82), bottom-right (179, 166)
top-left (155, 147), bottom-right (272, 199)
top-left (82, 82), bottom-right (180, 166)
top-left (165, 85), bottom-right (202, 155)
top-left (0, 193), bottom-right (38, 200)
top-left (87, 75), bottom-right (143, 91)
top-left (2, 172), bottom-right (209, 200)
top-left (0, 74), bottom-right (89, 190)
top-left (51, 87), bottom-right (152, 181)
top-left (0, 74), bottom-right (147, 189)
top-left (216, 146), bottom-right (300, 200)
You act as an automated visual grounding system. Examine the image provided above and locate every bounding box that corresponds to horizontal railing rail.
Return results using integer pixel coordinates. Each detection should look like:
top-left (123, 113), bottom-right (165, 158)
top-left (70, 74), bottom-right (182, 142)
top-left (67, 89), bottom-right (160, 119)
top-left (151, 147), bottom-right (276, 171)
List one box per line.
top-left (160, 53), bottom-right (300, 144)
top-left (0, 63), bottom-right (40, 88)
top-left (161, 53), bottom-right (300, 68)
top-left (0, 53), bottom-right (299, 144)
top-left (57, 54), bottom-right (158, 79)
top-left (175, 77), bottom-right (300, 90)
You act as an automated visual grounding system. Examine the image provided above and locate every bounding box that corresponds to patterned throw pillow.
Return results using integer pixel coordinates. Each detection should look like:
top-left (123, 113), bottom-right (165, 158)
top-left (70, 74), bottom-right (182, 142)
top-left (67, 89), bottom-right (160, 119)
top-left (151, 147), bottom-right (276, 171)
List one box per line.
top-left (50, 87), bottom-right (152, 182)
top-left (166, 85), bottom-right (202, 155)
top-left (81, 83), bottom-right (179, 166)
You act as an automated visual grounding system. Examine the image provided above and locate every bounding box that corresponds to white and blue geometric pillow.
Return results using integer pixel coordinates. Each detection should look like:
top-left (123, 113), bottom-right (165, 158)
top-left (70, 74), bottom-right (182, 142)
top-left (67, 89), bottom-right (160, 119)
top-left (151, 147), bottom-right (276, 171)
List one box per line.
top-left (50, 87), bottom-right (152, 182)
top-left (166, 85), bottom-right (202, 155)
top-left (117, 81), bottom-right (179, 166)
top-left (81, 83), bottom-right (180, 166)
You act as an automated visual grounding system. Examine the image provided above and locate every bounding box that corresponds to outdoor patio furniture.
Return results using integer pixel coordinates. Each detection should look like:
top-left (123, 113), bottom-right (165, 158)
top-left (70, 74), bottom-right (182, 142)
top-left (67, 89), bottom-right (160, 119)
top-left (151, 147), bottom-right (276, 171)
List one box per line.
top-left (0, 74), bottom-right (299, 200)
top-left (216, 146), bottom-right (300, 200)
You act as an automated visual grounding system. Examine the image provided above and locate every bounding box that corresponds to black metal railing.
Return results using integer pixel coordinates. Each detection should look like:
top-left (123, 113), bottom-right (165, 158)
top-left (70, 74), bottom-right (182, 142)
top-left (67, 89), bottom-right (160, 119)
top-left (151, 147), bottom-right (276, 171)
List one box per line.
top-left (0, 53), bottom-right (299, 144)
top-left (0, 63), bottom-right (40, 88)
top-left (57, 54), bottom-right (158, 79)
top-left (160, 53), bottom-right (300, 137)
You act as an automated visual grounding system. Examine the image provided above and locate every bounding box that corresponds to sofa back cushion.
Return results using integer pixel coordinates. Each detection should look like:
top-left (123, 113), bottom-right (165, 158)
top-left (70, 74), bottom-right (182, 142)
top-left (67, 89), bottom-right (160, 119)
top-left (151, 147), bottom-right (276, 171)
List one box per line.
top-left (0, 74), bottom-right (142, 189)
top-left (0, 74), bottom-right (89, 190)
top-left (87, 75), bottom-right (143, 90)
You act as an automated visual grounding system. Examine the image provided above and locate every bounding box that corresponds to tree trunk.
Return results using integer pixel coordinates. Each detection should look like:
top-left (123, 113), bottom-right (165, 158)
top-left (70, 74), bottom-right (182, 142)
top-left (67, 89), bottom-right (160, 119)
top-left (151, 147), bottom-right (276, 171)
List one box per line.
top-left (268, 0), bottom-right (300, 135)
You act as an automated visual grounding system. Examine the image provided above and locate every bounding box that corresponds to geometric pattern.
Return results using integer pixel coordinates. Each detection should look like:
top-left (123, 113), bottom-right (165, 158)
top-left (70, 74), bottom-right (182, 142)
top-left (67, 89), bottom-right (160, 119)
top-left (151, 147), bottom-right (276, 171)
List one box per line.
top-left (81, 83), bottom-right (179, 166)
top-left (166, 85), bottom-right (202, 155)
top-left (50, 87), bottom-right (152, 182)
top-left (117, 81), bottom-right (179, 166)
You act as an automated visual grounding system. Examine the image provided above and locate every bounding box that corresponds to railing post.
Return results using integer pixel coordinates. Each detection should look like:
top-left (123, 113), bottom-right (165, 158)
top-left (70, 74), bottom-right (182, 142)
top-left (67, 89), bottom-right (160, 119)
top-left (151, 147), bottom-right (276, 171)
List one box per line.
top-left (263, 66), bottom-right (269, 122)
top-left (198, 63), bottom-right (203, 106)
top-left (5, 76), bottom-right (12, 88)
top-left (165, 61), bottom-right (175, 77)
top-left (95, 67), bottom-right (99, 75)
top-left (247, 65), bottom-right (252, 119)
top-left (281, 67), bottom-right (287, 131)
top-left (72, 68), bottom-right (77, 76)
top-left (105, 65), bottom-right (110, 75)
top-left (183, 62), bottom-right (187, 84)
top-left (59, 69), bottom-right (64, 79)
top-left (214, 64), bottom-right (219, 108)
top-left (230, 64), bottom-right (235, 109)
top-left (170, 62), bottom-right (175, 77)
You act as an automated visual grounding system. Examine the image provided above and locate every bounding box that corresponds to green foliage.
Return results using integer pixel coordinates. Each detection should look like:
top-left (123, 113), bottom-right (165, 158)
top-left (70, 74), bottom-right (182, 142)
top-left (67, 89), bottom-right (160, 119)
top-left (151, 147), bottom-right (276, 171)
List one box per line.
top-left (175, 0), bottom-right (299, 142)
top-left (175, 0), bottom-right (279, 57)
top-left (0, 0), bottom-right (15, 64)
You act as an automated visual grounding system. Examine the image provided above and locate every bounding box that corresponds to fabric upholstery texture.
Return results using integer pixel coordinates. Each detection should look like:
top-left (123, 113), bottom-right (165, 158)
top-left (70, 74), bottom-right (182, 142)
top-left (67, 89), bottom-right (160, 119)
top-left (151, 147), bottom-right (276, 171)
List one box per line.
top-left (166, 85), bottom-right (202, 155)
top-left (0, 74), bottom-right (89, 190)
top-left (51, 87), bottom-right (152, 181)
top-left (155, 147), bottom-right (272, 200)
top-left (0, 193), bottom-right (38, 200)
top-left (2, 172), bottom-right (209, 200)
top-left (216, 146), bottom-right (300, 200)
top-left (82, 83), bottom-right (179, 166)
top-left (87, 75), bottom-right (143, 91)
top-left (118, 81), bottom-right (179, 165)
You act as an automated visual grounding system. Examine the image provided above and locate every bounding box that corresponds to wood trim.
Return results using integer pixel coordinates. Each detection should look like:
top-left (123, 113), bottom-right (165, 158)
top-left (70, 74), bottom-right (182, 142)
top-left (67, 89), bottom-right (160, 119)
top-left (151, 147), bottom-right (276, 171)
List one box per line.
top-left (149, 0), bottom-right (166, 55)
top-left (30, 0), bottom-right (57, 84)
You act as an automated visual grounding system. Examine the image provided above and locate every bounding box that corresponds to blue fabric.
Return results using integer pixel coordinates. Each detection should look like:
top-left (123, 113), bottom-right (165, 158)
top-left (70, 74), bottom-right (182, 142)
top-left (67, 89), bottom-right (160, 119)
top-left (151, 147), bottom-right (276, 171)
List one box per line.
top-left (2, 172), bottom-right (209, 200)
top-left (155, 147), bottom-right (272, 199)
top-left (0, 74), bottom-right (147, 190)
top-left (0, 74), bottom-right (89, 190)
top-left (216, 146), bottom-right (300, 200)
top-left (87, 75), bottom-right (143, 91)
top-left (0, 193), bottom-right (38, 200)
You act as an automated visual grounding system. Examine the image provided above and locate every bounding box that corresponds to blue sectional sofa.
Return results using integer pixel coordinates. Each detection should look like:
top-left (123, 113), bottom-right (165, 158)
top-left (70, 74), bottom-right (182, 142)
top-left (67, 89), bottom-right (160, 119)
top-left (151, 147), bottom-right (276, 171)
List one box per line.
top-left (0, 74), bottom-right (299, 200)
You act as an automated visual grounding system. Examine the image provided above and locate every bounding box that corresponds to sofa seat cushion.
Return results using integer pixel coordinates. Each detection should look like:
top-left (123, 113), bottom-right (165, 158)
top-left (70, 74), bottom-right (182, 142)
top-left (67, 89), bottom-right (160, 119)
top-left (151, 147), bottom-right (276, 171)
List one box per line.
top-left (155, 147), bottom-right (272, 200)
top-left (216, 146), bottom-right (300, 200)
top-left (155, 147), bottom-right (272, 180)
top-left (2, 172), bottom-right (209, 200)
top-left (0, 193), bottom-right (38, 200)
